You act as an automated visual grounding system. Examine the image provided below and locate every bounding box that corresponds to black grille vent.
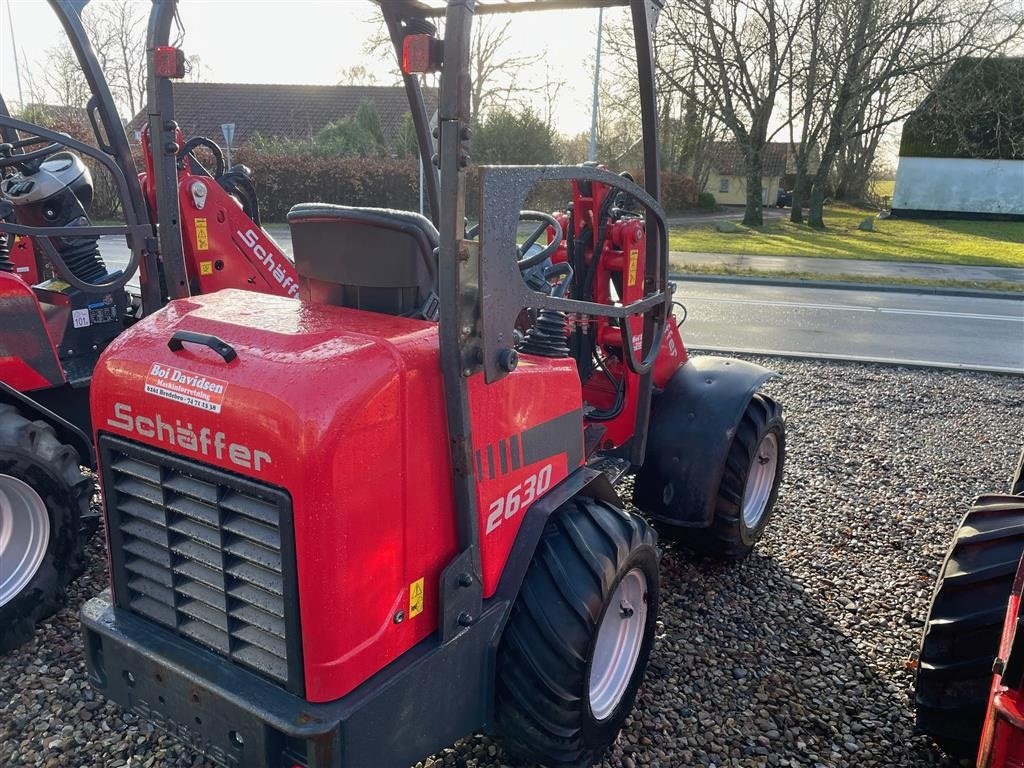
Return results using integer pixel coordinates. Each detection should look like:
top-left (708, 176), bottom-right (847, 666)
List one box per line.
top-left (100, 436), bottom-right (302, 694)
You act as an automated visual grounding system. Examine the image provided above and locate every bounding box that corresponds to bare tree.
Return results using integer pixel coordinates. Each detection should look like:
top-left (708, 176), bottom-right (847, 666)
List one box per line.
top-left (338, 65), bottom-right (379, 87)
top-left (656, 0), bottom-right (806, 225)
top-left (468, 17), bottom-right (542, 118)
top-left (21, 0), bottom-right (146, 118)
top-left (804, 0), bottom-right (1021, 228)
top-left (27, 42), bottom-right (91, 109)
top-left (364, 13), bottom-right (539, 120)
top-left (784, 0), bottom-right (835, 223)
top-left (84, 0), bottom-right (147, 118)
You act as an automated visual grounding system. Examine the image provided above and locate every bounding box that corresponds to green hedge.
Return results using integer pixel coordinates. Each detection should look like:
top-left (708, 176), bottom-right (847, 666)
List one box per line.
top-left (234, 150), bottom-right (421, 221)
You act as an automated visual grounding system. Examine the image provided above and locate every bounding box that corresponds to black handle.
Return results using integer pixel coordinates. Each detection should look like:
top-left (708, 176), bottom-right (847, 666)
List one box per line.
top-left (167, 331), bottom-right (237, 363)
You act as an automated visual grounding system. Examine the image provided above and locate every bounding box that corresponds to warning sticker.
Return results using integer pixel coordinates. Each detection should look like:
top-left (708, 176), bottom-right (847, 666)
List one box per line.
top-left (627, 248), bottom-right (639, 287)
top-left (195, 218), bottom-right (209, 251)
top-left (199, 260), bottom-right (214, 275)
top-left (144, 362), bottom-right (228, 413)
top-left (409, 577), bottom-right (425, 619)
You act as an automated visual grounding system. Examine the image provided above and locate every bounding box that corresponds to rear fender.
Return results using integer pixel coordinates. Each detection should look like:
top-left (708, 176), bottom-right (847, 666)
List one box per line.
top-left (632, 356), bottom-right (774, 527)
top-left (0, 271), bottom-right (64, 391)
top-left (0, 380), bottom-right (94, 467)
top-left (490, 466), bottom-right (620, 611)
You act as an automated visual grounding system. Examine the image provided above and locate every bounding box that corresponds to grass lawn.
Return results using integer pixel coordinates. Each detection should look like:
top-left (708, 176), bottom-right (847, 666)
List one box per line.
top-left (669, 204), bottom-right (1024, 267)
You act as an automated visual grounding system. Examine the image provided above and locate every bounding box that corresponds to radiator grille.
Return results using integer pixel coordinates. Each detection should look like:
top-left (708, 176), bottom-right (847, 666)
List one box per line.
top-left (100, 436), bottom-right (301, 693)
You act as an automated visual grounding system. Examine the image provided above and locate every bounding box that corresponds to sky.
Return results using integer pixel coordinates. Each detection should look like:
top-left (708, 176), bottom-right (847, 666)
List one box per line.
top-left (0, 0), bottom-right (615, 136)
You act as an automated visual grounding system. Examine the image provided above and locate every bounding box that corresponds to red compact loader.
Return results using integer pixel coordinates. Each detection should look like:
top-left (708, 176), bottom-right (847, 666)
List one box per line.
top-left (80, 1), bottom-right (787, 766)
top-left (917, 449), bottom-right (1024, 767)
top-left (0, 0), bottom-right (298, 651)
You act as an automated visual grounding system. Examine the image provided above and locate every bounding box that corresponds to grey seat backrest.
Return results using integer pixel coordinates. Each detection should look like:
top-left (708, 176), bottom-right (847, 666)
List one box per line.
top-left (287, 203), bottom-right (438, 316)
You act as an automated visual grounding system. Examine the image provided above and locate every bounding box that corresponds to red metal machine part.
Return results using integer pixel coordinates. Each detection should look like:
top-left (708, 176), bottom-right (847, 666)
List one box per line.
top-left (139, 126), bottom-right (300, 299)
top-left (7, 235), bottom-right (41, 284)
top-left (550, 176), bottom-right (688, 448)
top-left (979, 558), bottom-right (1024, 768)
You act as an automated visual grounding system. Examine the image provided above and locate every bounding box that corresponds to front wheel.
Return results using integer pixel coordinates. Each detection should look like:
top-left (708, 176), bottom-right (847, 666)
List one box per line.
top-left (0, 405), bottom-right (92, 652)
top-left (687, 392), bottom-right (785, 559)
top-left (495, 496), bottom-right (659, 767)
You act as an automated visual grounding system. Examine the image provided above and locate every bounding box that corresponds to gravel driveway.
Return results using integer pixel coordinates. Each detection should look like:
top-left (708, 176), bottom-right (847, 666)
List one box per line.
top-left (2, 357), bottom-right (1022, 768)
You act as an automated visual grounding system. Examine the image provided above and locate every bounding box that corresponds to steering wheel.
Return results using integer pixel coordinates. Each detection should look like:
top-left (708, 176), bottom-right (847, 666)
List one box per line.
top-left (0, 136), bottom-right (64, 172)
top-left (515, 210), bottom-right (563, 270)
top-left (177, 136), bottom-right (225, 179)
top-left (466, 210), bottom-right (564, 271)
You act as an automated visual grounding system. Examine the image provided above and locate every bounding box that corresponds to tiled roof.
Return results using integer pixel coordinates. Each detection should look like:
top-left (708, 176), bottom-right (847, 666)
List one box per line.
top-left (710, 141), bottom-right (793, 177)
top-left (129, 82), bottom-right (437, 149)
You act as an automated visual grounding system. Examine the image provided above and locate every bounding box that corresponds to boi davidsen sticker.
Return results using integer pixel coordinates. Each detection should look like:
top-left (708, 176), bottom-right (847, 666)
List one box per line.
top-left (144, 362), bottom-right (228, 413)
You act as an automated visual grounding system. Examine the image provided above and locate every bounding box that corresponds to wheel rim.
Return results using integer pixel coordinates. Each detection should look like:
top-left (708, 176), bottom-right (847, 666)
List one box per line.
top-left (589, 568), bottom-right (648, 721)
top-left (742, 432), bottom-right (779, 529)
top-left (0, 474), bottom-right (51, 608)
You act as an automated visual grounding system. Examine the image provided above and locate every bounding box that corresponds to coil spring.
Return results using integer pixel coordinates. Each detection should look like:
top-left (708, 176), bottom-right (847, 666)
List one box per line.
top-left (0, 231), bottom-right (12, 272)
top-left (519, 309), bottom-right (570, 358)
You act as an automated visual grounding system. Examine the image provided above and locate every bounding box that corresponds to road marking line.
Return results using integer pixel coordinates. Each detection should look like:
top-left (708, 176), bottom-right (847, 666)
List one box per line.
top-left (683, 295), bottom-right (1024, 322)
top-left (878, 307), bottom-right (1024, 322)
top-left (689, 345), bottom-right (1024, 375)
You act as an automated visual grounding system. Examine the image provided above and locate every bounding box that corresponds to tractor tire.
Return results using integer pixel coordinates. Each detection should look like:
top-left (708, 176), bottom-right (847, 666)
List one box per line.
top-left (495, 496), bottom-right (659, 768)
top-left (916, 494), bottom-right (1024, 758)
top-left (1011, 448), bottom-right (1024, 496)
top-left (688, 392), bottom-right (785, 559)
top-left (0, 404), bottom-right (93, 653)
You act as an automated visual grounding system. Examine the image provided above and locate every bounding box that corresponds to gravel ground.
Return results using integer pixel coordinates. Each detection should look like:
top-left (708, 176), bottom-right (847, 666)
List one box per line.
top-left (2, 356), bottom-right (1023, 768)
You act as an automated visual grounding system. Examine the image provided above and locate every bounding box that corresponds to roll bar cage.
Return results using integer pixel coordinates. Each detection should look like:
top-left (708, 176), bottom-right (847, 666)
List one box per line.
top-left (0, 0), bottom-right (164, 313)
top-left (373, 0), bottom-right (669, 639)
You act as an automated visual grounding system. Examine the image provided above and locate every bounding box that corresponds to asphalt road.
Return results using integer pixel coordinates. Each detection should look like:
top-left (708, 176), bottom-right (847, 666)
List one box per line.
top-left (673, 279), bottom-right (1024, 373)
top-left (98, 235), bottom-right (1024, 373)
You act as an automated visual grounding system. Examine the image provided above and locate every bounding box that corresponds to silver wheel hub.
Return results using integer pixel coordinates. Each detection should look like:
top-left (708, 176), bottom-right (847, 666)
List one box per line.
top-left (589, 568), bottom-right (648, 721)
top-left (0, 475), bottom-right (51, 608)
top-left (742, 432), bottom-right (779, 529)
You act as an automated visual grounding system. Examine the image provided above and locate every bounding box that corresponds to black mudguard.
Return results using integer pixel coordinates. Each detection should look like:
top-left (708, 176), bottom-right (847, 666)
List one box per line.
top-left (633, 356), bottom-right (775, 527)
top-left (0, 381), bottom-right (95, 467)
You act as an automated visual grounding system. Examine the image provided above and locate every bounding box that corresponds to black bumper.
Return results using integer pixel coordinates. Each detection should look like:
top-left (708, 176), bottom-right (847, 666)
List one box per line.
top-left (81, 593), bottom-right (506, 768)
top-left (82, 594), bottom-right (338, 767)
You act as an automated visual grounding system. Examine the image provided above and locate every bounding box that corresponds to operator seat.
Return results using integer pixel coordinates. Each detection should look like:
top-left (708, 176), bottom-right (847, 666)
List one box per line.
top-left (287, 203), bottom-right (438, 318)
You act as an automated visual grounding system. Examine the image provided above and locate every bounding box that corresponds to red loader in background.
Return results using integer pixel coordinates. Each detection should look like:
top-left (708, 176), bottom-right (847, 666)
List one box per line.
top-left (80, 1), bottom-right (787, 766)
top-left (917, 449), bottom-right (1024, 766)
top-left (0, 0), bottom-right (297, 652)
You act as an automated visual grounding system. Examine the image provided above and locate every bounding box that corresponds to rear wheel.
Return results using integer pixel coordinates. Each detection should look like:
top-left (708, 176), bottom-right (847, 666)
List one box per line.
top-left (496, 496), bottom-right (659, 767)
top-left (915, 494), bottom-right (1024, 758)
top-left (0, 405), bottom-right (92, 652)
top-left (688, 393), bottom-right (785, 559)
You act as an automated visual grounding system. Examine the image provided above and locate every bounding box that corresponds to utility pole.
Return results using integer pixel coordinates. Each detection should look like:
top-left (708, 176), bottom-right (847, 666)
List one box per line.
top-left (588, 6), bottom-right (603, 162)
top-left (6, 0), bottom-right (24, 109)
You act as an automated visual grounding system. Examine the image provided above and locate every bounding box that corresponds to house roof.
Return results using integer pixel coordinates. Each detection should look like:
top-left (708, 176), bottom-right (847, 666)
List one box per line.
top-left (710, 141), bottom-right (793, 177)
top-left (129, 82), bottom-right (437, 148)
top-left (900, 57), bottom-right (1024, 160)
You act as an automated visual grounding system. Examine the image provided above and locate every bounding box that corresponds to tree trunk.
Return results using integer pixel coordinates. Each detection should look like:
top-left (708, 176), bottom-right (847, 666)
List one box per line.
top-left (742, 148), bottom-right (764, 227)
top-left (807, 179), bottom-right (827, 229)
top-left (789, 164), bottom-right (808, 223)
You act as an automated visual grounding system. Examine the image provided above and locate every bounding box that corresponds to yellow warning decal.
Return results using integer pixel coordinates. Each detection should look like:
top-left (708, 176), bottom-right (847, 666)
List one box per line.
top-left (627, 248), bottom-right (639, 286)
top-left (199, 260), bottom-right (213, 275)
top-left (195, 218), bottom-right (209, 251)
top-left (409, 577), bottom-right (425, 619)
